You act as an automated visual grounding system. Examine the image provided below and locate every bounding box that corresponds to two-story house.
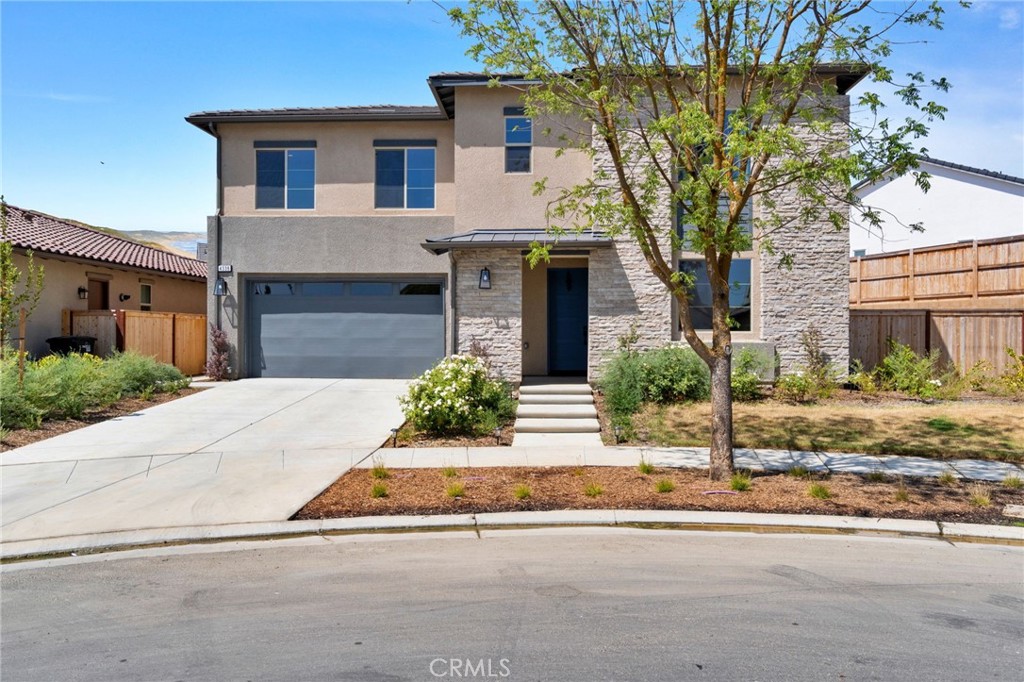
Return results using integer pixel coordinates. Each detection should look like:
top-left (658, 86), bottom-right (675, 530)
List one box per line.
top-left (187, 69), bottom-right (862, 380)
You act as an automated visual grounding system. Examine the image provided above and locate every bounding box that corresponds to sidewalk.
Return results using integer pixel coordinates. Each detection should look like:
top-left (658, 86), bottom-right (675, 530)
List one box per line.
top-left (358, 445), bottom-right (1024, 482)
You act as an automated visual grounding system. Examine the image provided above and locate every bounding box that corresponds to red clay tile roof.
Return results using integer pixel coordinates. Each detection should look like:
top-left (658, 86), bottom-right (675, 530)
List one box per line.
top-left (2, 204), bottom-right (207, 280)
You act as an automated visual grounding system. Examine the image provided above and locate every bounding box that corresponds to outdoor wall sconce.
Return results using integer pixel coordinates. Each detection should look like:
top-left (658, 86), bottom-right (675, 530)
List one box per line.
top-left (213, 277), bottom-right (228, 297)
top-left (77, 286), bottom-right (88, 300)
top-left (118, 293), bottom-right (131, 302)
top-left (478, 267), bottom-right (491, 290)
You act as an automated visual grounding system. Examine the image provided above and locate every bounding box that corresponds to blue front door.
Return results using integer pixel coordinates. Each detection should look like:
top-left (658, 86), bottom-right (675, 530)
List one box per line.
top-left (547, 268), bottom-right (588, 375)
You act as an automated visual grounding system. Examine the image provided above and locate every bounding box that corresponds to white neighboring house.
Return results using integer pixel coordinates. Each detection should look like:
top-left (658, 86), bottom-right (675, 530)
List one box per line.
top-left (851, 157), bottom-right (1024, 256)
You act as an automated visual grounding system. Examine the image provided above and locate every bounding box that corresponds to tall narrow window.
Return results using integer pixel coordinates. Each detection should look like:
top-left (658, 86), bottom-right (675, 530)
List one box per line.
top-left (140, 283), bottom-right (152, 311)
top-left (255, 146), bottom-right (315, 209)
top-left (504, 116), bottom-right (532, 173)
top-left (374, 146), bottom-right (436, 209)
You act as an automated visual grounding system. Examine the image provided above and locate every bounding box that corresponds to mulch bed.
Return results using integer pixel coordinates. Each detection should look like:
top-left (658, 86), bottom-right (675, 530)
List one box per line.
top-left (294, 466), bottom-right (1024, 525)
top-left (0, 388), bottom-right (201, 452)
top-left (382, 422), bottom-right (516, 448)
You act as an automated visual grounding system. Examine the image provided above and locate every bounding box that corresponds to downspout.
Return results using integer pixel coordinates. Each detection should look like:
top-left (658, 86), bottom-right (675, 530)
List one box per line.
top-left (207, 122), bottom-right (223, 330)
top-left (449, 250), bottom-right (457, 356)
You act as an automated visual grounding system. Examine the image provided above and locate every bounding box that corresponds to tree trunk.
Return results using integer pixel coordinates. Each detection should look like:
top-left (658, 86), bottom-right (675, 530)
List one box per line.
top-left (708, 352), bottom-right (734, 481)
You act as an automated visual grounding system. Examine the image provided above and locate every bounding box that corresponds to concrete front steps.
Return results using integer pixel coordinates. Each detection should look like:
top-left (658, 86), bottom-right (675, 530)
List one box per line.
top-left (512, 377), bottom-right (603, 447)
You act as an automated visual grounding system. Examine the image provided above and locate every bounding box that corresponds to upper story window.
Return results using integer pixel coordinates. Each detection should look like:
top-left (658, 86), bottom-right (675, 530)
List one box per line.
top-left (374, 139), bottom-right (436, 209)
top-left (504, 107), bottom-right (532, 174)
top-left (139, 283), bottom-right (152, 312)
top-left (255, 141), bottom-right (316, 209)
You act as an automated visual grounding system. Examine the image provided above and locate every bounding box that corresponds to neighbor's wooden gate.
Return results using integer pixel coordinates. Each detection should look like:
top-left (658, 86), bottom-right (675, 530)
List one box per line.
top-left (64, 309), bottom-right (207, 376)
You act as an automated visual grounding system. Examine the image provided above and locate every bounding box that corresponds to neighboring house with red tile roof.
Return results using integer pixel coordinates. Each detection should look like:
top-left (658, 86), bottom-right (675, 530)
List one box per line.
top-left (3, 204), bottom-right (207, 357)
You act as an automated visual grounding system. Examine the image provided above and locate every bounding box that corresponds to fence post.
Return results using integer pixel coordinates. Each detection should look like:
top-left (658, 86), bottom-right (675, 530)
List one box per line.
top-left (907, 249), bottom-right (915, 303)
top-left (18, 308), bottom-right (26, 386)
top-left (970, 240), bottom-right (979, 299)
top-left (114, 309), bottom-right (126, 352)
top-left (62, 308), bottom-right (72, 336)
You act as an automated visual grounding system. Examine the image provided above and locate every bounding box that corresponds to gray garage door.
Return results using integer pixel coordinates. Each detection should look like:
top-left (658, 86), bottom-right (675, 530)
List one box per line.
top-left (248, 280), bottom-right (444, 378)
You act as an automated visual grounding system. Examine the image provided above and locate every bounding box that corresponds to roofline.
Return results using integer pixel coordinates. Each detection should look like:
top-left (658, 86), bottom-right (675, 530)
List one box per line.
top-left (421, 229), bottom-right (614, 255)
top-left (12, 245), bottom-right (206, 282)
top-left (185, 108), bottom-right (447, 134)
top-left (852, 156), bottom-right (1024, 192)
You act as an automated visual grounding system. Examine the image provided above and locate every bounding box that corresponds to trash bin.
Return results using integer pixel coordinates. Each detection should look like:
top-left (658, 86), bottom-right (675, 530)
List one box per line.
top-left (45, 335), bottom-right (98, 355)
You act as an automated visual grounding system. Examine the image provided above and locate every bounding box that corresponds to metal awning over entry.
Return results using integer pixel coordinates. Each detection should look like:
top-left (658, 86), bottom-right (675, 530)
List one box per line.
top-left (422, 229), bottom-right (613, 254)
top-left (247, 279), bottom-right (444, 378)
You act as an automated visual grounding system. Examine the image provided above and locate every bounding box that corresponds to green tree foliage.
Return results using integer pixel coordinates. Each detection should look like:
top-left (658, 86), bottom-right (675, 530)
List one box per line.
top-left (450, 0), bottom-right (955, 478)
top-left (0, 198), bottom-right (45, 352)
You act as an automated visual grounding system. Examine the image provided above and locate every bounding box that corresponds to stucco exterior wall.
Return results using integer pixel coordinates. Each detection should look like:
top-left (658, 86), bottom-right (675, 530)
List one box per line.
top-left (851, 164), bottom-right (1024, 255)
top-left (208, 214), bottom-right (455, 377)
top-left (453, 248), bottom-right (522, 380)
top-left (218, 120), bottom-right (456, 217)
top-left (11, 252), bottom-right (205, 358)
top-left (452, 87), bottom-right (592, 232)
top-left (760, 99), bottom-right (851, 373)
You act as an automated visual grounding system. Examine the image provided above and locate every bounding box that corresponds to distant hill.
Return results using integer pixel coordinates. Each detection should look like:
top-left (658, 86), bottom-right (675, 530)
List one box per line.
top-left (44, 215), bottom-right (205, 259)
top-left (117, 230), bottom-right (206, 259)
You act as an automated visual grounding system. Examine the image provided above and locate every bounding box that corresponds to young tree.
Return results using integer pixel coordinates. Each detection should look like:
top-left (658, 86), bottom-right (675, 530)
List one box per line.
top-left (450, 0), bottom-right (954, 479)
top-left (0, 198), bottom-right (45, 354)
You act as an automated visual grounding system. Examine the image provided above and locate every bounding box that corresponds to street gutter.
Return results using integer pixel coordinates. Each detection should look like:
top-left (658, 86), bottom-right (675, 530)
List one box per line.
top-left (2, 510), bottom-right (1021, 563)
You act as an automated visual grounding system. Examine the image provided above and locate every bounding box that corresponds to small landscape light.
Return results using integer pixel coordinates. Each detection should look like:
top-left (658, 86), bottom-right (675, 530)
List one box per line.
top-left (613, 425), bottom-right (622, 443)
top-left (493, 427), bottom-right (501, 445)
top-left (390, 427), bottom-right (399, 448)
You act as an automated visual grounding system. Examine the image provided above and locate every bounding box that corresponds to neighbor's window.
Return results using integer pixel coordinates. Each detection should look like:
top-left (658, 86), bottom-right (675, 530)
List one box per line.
top-left (256, 148), bottom-right (315, 209)
top-left (678, 259), bottom-right (752, 332)
top-left (375, 147), bottom-right (436, 209)
top-left (140, 283), bottom-right (152, 311)
top-left (504, 116), bottom-right (532, 173)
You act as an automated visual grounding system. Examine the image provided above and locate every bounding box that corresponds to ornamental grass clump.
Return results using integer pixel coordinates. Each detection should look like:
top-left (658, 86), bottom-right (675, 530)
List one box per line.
top-left (399, 355), bottom-right (515, 436)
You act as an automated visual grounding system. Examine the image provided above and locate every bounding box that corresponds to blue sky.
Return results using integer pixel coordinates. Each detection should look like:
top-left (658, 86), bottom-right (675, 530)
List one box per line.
top-left (2, 1), bottom-right (1022, 234)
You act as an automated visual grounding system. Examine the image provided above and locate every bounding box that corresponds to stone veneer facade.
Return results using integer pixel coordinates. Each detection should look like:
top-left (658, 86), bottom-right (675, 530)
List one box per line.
top-left (758, 101), bottom-right (852, 373)
top-left (453, 248), bottom-right (523, 380)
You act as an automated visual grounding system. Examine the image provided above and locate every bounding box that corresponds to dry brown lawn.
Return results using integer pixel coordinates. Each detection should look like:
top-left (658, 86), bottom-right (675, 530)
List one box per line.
top-left (628, 400), bottom-right (1023, 462)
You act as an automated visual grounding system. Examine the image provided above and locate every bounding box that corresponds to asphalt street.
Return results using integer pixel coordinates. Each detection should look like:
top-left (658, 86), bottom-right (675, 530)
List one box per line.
top-left (2, 529), bottom-right (1022, 681)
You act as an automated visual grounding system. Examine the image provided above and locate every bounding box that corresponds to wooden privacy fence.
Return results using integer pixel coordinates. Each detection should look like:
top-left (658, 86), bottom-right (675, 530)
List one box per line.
top-left (850, 309), bottom-right (1024, 375)
top-left (849, 236), bottom-right (1024, 309)
top-left (63, 309), bottom-right (207, 376)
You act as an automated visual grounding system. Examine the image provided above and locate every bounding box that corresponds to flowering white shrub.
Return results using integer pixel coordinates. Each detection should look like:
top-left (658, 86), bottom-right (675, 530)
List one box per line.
top-left (400, 355), bottom-right (513, 435)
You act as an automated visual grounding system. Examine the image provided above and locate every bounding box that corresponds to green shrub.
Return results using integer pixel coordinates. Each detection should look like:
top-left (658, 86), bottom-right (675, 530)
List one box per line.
top-left (655, 478), bottom-right (675, 493)
top-left (730, 349), bottom-right (763, 402)
top-left (730, 471), bottom-right (752, 491)
top-left (848, 360), bottom-right (877, 394)
top-left (104, 352), bottom-right (187, 395)
top-left (999, 348), bottom-right (1024, 395)
top-left (599, 345), bottom-right (709, 418)
top-left (636, 346), bottom-right (710, 403)
top-left (774, 372), bottom-right (815, 403)
top-left (874, 342), bottom-right (943, 398)
top-left (808, 483), bottom-right (832, 500)
top-left (0, 351), bottom-right (188, 430)
top-left (399, 355), bottom-right (515, 436)
top-left (600, 351), bottom-right (646, 417)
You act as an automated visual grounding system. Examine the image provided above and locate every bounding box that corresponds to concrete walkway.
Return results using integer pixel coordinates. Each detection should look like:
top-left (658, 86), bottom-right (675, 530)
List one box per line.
top-left (358, 445), bottom-right (1024, 482)
top-left (1, 379), bottom-right (406, 543)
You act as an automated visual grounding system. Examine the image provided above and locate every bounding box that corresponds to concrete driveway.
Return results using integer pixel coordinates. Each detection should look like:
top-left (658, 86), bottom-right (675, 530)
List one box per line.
top-left (1, 379), bottom-right (406, 544)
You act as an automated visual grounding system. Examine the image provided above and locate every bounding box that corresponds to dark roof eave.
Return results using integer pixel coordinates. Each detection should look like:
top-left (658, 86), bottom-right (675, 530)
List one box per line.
top-left (421, 238), bottom-right (614, 256)
top-left (185, 109), bottom-right (447, 132)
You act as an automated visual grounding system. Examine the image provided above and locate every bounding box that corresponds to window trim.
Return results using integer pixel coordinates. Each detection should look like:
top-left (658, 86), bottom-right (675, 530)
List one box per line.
top-left (139, 282), bottom-right (152, 311)
top-left (373, 146), bottom-right (437, 210)
top-left (254, 147), bottom-right (316, 211)
top-left (504, 115), bottom-right (533, 174)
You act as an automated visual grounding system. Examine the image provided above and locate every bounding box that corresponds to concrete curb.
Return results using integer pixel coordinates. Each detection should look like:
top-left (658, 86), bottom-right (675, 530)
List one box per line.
top-left (3, 510), bottom-right (1021, 562)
